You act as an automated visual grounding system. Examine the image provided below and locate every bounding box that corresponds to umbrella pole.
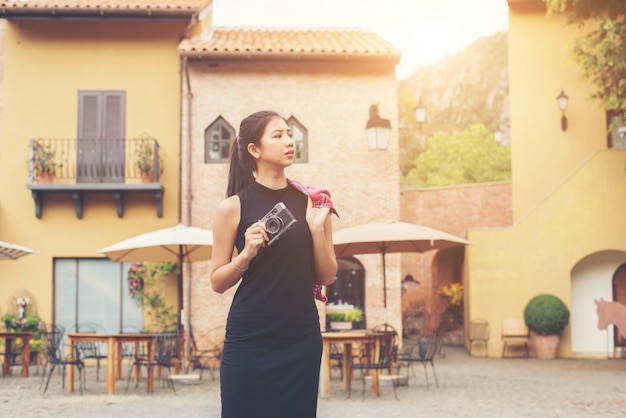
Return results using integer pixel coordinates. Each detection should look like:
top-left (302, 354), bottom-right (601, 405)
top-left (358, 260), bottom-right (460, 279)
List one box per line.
top-left (178, 247), bottom-right (187, 372)
top-left (382, 250), bottom-right (388, 325)
top-left (178, 247), bottom-right (184, 319)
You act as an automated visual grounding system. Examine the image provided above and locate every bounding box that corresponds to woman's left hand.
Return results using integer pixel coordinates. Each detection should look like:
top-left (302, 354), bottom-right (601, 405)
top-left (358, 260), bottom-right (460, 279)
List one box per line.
top-left (305, 197), bottom-right (330, 232)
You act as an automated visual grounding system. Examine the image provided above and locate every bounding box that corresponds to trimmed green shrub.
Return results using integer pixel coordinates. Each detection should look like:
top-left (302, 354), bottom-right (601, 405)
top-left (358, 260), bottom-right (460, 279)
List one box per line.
top-left (524, 294), bottom-right (570, 335)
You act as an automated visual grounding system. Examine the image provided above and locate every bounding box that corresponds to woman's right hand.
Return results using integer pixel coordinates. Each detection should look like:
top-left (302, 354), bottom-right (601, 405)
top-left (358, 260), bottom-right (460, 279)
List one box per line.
top-left (241, 221), bottom-right (269, 259)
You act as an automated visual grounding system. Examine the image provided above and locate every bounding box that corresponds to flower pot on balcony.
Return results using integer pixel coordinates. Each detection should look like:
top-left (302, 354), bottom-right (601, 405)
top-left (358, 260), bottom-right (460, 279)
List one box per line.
top-left (38, 172), bottom-right (54, 184)
top-left (140, 173), bottom-right (154, 183)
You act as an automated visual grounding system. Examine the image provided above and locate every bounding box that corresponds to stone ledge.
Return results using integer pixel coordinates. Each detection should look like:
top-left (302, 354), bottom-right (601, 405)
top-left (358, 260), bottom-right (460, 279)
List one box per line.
top-left (364, 374), bottom-right (408, 387)
top-left (169, 374), bottom-right (200, 385)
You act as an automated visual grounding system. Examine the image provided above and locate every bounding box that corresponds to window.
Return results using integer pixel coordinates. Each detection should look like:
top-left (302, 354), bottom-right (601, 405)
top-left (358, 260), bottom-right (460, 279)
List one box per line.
top-left (607, 110), bottom-right (626, 149)
top-left (287, 116), bottom-right (308, 163)
top-left (326, 257), bottom-right (366, 328)
top-left (205, 116), bottom-right (235, 163)
top-left (54, 258), bottom-right (142, 334)
top-left (77, 91), bottom-right (126, 183)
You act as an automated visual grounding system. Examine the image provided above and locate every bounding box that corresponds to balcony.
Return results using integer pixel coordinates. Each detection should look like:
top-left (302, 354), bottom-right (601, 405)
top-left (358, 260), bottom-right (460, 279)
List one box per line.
top-left (27, 137), bottom-right (165, 219)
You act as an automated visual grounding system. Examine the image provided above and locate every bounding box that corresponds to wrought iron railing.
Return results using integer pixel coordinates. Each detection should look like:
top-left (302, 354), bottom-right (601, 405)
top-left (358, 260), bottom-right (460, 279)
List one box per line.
top-left (27, 137), bottom-right (161, 184)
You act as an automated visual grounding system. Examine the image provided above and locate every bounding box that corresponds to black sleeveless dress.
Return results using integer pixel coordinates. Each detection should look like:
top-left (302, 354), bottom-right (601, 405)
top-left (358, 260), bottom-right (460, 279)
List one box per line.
top-left (220, 181), bottom-right (322, 418)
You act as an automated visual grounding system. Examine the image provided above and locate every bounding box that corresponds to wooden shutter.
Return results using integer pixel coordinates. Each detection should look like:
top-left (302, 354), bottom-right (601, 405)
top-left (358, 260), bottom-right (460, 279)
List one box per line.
top-left (77, 91), bottom-right (126, 183)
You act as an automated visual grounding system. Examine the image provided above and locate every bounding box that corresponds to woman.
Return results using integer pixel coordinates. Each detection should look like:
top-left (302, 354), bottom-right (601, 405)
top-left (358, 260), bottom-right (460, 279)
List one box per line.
top-left (209, 110), bottom-right (338, 418)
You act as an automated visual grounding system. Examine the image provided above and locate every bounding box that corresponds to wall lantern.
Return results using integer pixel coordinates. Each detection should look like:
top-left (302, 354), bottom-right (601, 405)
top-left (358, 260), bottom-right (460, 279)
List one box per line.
top-left (557, 89), bottom-right (569, 132)
top-left (415, 101), bottom-right (427, 126)
top-left (366, 104), bottom-right (392, 150)
top-left (401, 274), bottom-right (420, 296)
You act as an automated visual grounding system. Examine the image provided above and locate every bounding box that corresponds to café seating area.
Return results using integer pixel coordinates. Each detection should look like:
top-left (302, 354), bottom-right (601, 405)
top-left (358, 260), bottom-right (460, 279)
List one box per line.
top-left (322, 323), bottom-right (445, 400)
top-left (1, 318), bottom-right (452, 400)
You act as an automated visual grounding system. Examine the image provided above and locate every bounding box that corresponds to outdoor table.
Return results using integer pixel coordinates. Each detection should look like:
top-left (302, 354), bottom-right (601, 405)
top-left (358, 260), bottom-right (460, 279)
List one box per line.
top-left (66, 333), bottom-right (158, 394)
top-left (320, 330), bottom-right (382, 398)
top-left (0, 331), bottom-right (31, 377)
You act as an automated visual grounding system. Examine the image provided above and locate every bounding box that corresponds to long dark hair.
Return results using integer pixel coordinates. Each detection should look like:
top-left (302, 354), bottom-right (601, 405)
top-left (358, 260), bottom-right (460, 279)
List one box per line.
top-left (226, 110), bottom-right (283, 197)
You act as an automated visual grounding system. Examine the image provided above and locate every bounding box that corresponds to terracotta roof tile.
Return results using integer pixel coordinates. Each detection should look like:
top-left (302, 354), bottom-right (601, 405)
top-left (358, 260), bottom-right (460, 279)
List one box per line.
top-left (179, 28), bottom-right (401, 63)
top-left (0, 0), bottom-right (211, 17)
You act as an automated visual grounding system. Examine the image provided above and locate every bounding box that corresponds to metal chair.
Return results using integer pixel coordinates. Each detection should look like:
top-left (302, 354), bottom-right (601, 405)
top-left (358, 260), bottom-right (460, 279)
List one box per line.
top-left (468, 318), bottom-right (490, 357)
top-left (126, 332), bottom-right (180, 394)
top-left (351, 324), bottom-right (400, 400)
top-left (39, 325), bottom-right (85, 395)
top-left (329, 343), bottom-right (344, 380)
top-left (69, 322), bottom-right (108, 381)
top-left (187, 326), bottom-right (223, 381)
top-left (401, 331), bottom-right (441, 389)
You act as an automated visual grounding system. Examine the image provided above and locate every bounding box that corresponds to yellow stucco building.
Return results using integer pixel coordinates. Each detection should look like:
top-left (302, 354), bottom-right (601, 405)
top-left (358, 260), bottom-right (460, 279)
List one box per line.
top-left (0, 1), bottom-right (212, 333)
top-left (466, 0), bottom-right (626, 358)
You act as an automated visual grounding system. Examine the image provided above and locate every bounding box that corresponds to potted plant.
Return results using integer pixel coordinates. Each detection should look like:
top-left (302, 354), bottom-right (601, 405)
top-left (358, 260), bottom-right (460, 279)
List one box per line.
top-left (523, 293), bottom-right (570, 359)
top-left (32, 140), bottom-right (58, 183)
top-left (328, 312), bottom-right (352, 330)
top-left (2, 313), bottom-right (17, 330)
top-left (135, 137), bottom-right (163, 183)
top-left (344, 307), bottom-right (364, 323)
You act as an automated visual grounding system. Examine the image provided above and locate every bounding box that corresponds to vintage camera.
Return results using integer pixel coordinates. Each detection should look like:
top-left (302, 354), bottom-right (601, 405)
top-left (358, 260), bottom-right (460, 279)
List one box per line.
top-left (260, 202), bottom-right (297, 246)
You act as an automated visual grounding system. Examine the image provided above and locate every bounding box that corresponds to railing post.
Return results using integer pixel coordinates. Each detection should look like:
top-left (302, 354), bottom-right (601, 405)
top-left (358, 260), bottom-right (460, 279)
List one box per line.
top-left (28, 139), bottom-right (34, 183)
top-left (153, 139), bottom-right (159, 183)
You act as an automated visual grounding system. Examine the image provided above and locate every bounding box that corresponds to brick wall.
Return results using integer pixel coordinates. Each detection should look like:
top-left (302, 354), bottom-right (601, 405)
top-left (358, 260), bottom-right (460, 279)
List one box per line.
top-left (182, 59), bottom-right (401, 336)
top-left (400, 181), bottom-right (512, 335)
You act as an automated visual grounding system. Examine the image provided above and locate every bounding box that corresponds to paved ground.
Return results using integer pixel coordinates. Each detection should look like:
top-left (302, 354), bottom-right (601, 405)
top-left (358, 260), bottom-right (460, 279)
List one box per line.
top-left (2, 345), bottom-right (626, 417)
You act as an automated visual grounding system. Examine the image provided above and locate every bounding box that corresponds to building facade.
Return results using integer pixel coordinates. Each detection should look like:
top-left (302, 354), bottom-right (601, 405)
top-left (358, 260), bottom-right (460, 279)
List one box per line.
top-left (0, 0), bottom-right (212, 333)
top-left (465, 0), bottom-right (626, 358)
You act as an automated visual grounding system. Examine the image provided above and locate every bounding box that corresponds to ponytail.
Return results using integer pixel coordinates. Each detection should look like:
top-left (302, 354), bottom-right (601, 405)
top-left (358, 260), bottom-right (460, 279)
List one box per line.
top-left (226, 136), bottom-right (254, 197)
top-left (226, 110), bottom-right (282, 197)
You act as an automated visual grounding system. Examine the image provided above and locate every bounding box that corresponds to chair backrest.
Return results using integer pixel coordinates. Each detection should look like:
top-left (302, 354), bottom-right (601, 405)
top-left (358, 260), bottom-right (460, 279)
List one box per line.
top-left (403, 331), bottom-right (440, 362)
top-left (152, 333), bottom-right (180, 366)
top-left (69, 322), bottom-right (107, 358)
top-left (469, 318), bottom-right (490, 340)
top-left (359, 324), bottom-right (399, 368)
top-left (191, 325), bottom-right (225, 354)
top-left (40, 325), bottom-right (69, 363)
top-left (501, 319), bottom-right (529, 338)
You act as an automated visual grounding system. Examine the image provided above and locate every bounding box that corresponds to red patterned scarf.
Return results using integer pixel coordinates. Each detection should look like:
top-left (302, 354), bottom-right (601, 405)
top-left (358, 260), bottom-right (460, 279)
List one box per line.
top-left (287, 179), bottom-right (339, 302)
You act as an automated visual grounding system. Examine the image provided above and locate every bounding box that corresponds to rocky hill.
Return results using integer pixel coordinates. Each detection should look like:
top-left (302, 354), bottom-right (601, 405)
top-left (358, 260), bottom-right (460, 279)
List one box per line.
top-left (397, 32), bottom-right (510, 179)
top-left (399, 32), bottom-right (509, 135)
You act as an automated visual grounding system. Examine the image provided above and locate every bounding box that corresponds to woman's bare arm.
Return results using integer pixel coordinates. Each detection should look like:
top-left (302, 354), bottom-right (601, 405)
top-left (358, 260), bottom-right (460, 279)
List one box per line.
top-left (306, 198), bottom-right (338, 286)
top-left (209, 195), bottom-right (268, 294)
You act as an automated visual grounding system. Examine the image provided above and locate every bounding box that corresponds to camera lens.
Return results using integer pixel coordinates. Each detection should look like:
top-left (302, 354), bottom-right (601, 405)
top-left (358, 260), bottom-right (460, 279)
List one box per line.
top-left (265, 217), bottom-right (282, 234)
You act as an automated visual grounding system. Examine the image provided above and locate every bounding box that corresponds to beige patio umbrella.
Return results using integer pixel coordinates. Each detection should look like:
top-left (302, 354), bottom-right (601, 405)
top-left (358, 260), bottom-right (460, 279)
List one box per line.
top-left (0, 241), bottom-right (38, 260)
top-left (98, 223), bottom-right (214, 314)
top-left (333, 221), bottom-right (471, 323)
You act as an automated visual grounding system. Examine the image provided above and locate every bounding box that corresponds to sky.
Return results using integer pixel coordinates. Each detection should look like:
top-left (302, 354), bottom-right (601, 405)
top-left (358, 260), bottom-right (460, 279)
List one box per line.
top-left (211, 0), bottom-right (510, 79)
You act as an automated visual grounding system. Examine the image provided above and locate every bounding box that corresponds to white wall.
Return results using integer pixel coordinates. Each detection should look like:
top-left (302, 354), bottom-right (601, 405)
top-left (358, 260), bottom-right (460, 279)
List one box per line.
top-left (571, 251), bottom-right (626, 355)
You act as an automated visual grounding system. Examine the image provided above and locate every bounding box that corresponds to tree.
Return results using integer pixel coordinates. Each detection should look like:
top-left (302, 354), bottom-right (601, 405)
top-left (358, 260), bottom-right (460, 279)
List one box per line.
top-left (546, 0), bottom-right (626, 110)
top-left (397, 32), bottom-right (509, 183)
top-left (401, 124), bottom-right (511, 188)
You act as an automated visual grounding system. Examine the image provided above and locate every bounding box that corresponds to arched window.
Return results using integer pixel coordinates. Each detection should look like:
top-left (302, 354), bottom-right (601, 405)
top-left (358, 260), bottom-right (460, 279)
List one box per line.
top-left (326, 257), bottom-right (366, 328)
top-left (287, 116), bottom-right (308, 163)
top-left (205, 116), bottom-right (235, 163)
